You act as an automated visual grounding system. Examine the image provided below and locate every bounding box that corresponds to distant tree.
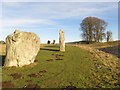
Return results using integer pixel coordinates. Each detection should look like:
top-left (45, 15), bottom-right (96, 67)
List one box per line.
top-left (80, 16), bottom-right (107, 43)
top-left (0, 40), bottom-right (6, 44)
top-left (80, 17), bottom-right (93, 43)
top-left (106, 31), bottom-right (113, 42)
top-left (100, 33), bottom-right (106, 42)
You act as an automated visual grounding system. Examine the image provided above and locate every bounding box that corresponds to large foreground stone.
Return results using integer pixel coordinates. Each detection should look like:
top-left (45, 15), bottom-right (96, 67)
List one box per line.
top-left (4, 30), bottom-right (40, 67)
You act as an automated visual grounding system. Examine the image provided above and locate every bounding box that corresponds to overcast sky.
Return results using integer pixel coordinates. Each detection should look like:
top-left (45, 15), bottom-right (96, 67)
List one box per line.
top-left (0, 0), bottom-right (119, 43)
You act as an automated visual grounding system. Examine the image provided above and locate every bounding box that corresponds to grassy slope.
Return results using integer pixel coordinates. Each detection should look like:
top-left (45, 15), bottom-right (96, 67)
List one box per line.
top-left (88, 41), bottom-right (119, 48)
top-left (2, 44), bottom-right (119, 88)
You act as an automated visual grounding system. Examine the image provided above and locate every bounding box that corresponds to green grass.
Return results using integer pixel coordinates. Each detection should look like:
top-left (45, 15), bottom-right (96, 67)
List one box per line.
top-left (2, 44), bottom-right (119, 88)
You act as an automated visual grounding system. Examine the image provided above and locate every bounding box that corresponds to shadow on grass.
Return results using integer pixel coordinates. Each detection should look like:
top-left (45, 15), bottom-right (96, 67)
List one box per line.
top-left (0, 55), bottom-right (5, 66)
top-left (98, 45), bottom-right (120, 58)
top-left (40, 48), bottom-right (59, 52)
top-left (44, 45), bottom-right (59, 48)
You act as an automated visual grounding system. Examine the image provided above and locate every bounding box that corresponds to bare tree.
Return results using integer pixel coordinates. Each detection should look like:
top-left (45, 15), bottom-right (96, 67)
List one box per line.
top-left (80, 16), bottom-right (107, 43)
top-left (80, 17), bottom-right (93, 43)
top-left (106, 31), bottom-right (113, 42)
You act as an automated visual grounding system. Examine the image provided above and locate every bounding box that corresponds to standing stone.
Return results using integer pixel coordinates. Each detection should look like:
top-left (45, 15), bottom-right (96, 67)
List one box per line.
top-left (52, 40), bottom-right (56, 44)
top-left (47, 40), bottom-right (51, 44)
top-left (59, 30), bottom-right (65, 52)
top-left (4, 30), bottom-right (40, 67)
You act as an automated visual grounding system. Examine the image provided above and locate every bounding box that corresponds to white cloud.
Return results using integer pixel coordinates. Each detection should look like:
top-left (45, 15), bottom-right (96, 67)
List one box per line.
top-left (0, 18), bottom-right (58, 27)
top-left (2, 2), bottom-right (117, 20)
top-left (40, 3), bottom-right (117, 19)
top-left (2, 0), bottom-right (119, 2)
top-left (2, 2), bottom-right (22, 7)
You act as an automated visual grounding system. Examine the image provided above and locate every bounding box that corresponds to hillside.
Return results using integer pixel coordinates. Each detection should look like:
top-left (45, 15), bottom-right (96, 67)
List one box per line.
top-left (67, 40), bottom-right (120, 58)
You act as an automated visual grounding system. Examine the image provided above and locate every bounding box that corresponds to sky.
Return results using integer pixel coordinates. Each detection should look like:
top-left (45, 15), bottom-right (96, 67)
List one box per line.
top-left (0, 0), bottom-right (119, 43)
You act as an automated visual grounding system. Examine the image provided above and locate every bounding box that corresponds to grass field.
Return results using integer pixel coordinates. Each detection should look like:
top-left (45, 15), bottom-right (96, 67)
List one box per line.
top-left (1, 43), bottom-right (120, 88)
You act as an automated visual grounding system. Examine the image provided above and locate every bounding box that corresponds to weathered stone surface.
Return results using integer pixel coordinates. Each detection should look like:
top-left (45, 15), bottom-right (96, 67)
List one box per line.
top-left (4, 30), bottom-right (40, 67)
top-left (59, 30), bottom-right (65, 52)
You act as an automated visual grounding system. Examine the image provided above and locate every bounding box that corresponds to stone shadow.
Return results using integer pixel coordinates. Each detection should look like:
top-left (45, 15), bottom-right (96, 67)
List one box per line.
top-left (44, 45), bottom-right (59, 48)
top-left (98, 45), bottom-right (120, 58)
top-left (0, 55), bottom-right (6, 66)
top-left (40, 48), bottom-right (59, 51)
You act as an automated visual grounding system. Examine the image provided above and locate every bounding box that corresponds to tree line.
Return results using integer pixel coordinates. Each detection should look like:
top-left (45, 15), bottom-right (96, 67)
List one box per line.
top-left (80, 16), bottom-right (112, 43)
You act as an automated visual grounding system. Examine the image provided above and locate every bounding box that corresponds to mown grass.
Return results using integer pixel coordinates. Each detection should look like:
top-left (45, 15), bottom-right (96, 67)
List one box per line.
top-left (1, 44), bottom-right (119, 88)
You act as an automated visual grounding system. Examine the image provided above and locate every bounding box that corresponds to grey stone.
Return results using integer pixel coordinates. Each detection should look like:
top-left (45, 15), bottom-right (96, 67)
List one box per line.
top-left (4, 30), bottom-right (40, 67)
top-left (59, 30), bottom-right (65, 52)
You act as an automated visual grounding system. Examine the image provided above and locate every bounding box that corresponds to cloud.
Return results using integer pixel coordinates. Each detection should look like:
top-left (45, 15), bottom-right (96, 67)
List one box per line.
top-left (2, 2), bottom-right (22, 7)
top-left (2, 0), bottom-right (119, 2)
top-left (0, 18), bottom-right (58, 27)
top-left (2, 2), bottom-right (117, 20)
top-left (36, 3), bottom-right (117, 20)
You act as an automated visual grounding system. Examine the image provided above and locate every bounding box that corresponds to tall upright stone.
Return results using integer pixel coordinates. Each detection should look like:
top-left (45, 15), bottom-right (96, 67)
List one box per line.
top-left (59, 30), bottom-right (65, 52)
top-left (4, 30), bottom-right (40, 67)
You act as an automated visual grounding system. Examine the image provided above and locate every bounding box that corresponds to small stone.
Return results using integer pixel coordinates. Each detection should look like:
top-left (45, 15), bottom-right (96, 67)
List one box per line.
top-left (52, 40), bottom-right (56, 44)
top-left (47, 40), bottom-right (51, 44)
